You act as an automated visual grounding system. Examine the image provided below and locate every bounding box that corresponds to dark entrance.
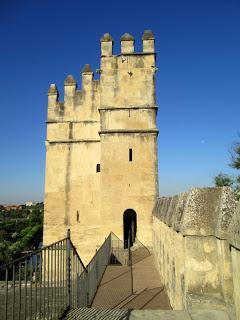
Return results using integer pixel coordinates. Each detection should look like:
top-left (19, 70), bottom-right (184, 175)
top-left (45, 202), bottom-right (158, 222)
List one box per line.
top-left (123, 209), bottom-right (137, 248)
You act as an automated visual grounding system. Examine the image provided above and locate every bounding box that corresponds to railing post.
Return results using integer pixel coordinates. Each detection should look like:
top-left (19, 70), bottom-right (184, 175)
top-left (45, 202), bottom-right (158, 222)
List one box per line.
top-left (66, 228), bottom-right (71, 309)
top-left (4, 267), bottom-right (8, 320)
top-left (86, 275), bottom-right (90, 307)
top-left (86, 263), bottom-right (90, 307)
top-left (128, 231), bottom-right (132, 265)
top-left (128, 231), bottom-right (134, 295)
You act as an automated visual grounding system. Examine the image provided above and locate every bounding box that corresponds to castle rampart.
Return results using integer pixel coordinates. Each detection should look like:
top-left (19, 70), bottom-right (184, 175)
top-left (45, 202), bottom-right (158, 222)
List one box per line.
top-left (153, 187), bottom-right (240, 319)
top-left (43, 31), bottom-right (240, 318)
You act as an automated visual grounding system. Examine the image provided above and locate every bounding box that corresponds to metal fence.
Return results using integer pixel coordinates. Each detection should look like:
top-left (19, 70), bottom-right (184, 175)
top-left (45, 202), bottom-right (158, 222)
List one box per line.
top-left (84, 234), bottom-right (111, 306)
top-left (0, 231), bottom-right (135, 319)
top-left (0, 230), bottom-right (87, 320)
top-left (111, 233), bottom-right (129, 265)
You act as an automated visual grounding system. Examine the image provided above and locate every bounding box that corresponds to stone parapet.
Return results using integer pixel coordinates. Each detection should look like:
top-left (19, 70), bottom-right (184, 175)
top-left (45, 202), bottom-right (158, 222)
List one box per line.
top-left (152, 187), bottom-right (239, 320)
top-left (153, 187), bottom-right (238, 247)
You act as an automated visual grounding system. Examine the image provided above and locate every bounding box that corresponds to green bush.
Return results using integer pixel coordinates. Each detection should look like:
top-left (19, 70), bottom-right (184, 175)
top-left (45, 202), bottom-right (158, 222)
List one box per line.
top-left (0, 206), bottom-right (43, 265)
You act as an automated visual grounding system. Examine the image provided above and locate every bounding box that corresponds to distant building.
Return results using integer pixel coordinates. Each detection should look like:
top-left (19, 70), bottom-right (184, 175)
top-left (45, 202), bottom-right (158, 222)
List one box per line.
top-left (4, 205), bottom-right (22, 211)
top-left (25, 201), bottom-right (35, 207)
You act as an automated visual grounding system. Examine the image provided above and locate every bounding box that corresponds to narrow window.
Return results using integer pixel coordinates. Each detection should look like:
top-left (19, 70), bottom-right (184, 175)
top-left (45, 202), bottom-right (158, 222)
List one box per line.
top-left (129, 148), bottom-right (132, 162)
top-left (76, 210), bottom-right (79, 222)
top-left (96, 164), bottom-right (100, 172)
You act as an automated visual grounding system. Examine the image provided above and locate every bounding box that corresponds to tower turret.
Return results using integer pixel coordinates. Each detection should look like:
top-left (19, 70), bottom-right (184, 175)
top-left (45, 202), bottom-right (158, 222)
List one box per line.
top-left (120, 33), bottom-right (134, 54)
top-left (48, 84), bottom-right (58, 106)
top-left (100, 33), bottom-right (113, 57)
top-left (47, 84), bottom-right (58, 120)
top-left (142, 30), bottom-right (155, 53)
top-left (64, 75), bottom-right (76, 107)
top-left (82, 64), bottom-right (94, 89)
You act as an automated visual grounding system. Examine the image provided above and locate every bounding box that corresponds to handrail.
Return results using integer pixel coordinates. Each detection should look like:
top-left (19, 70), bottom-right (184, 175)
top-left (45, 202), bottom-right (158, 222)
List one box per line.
top-left (0, 237), bottom-right (68, 270)
top-left (69, 239), bottom-right (88, 273)
top-left (85, 233), bottom-right (112, 306)
top-left (0, 229), bottom-right (141, 319)
top-left (86, 234), bottom-right (111, 268)
top-left (134, 237), bottom-right (151, 253)
top-left (0, 230), bottom-right (89, 320)
top-left (110, 231), bottom-right (124, 244)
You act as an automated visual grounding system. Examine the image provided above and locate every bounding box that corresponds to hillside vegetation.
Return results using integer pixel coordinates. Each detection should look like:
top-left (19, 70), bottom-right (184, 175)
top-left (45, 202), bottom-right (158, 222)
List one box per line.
top-left (0, 203), bottom-right (43, 266)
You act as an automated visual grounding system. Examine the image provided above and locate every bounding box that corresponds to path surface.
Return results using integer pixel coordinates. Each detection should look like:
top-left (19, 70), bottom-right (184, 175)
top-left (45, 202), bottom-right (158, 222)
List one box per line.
top-left (92, 252), bottom-right (171, 310)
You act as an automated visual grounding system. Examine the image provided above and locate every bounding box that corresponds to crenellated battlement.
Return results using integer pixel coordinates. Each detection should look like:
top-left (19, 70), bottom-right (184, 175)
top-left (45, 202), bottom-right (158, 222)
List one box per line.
top-left (47, 64), bottom-right (100, 123)
top-left (101, 30), bottom-right (155, 56)
top-left (99, 31), bottom-right (156, 109)
top-left (47, 30), bottom-right (156, 122)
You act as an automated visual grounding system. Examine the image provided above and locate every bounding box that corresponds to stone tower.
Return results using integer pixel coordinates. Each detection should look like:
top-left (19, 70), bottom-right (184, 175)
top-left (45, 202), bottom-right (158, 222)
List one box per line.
top-left (43, 30), bottom-right (159, 264)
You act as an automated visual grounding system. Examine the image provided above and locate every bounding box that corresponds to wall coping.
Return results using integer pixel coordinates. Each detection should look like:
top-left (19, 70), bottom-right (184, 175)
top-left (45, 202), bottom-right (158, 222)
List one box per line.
top-left (153, 187), bottom-right (239, 249)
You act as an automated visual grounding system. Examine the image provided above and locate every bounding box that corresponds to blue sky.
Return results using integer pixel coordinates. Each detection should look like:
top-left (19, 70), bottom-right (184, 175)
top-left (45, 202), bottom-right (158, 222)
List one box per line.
top-left (0, 0), bottom-right (239, 204)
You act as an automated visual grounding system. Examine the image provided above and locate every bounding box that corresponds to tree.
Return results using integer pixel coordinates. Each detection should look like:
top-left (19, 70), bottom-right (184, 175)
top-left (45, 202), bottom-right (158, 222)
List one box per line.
top-left (28, 210), bottom-right (43, 226)
top-left (0, 240), bottom-right (11, 265)
top-left (214, 173), bottom-right (234, 187)
top-left (214, 136), bottom-right (240, 200)
top-left (0, 206), bottom-right (43, 266)
top-left (0, 229), bottom-right (8, 241)
top-left (230, 139), bottom-right (240, 170)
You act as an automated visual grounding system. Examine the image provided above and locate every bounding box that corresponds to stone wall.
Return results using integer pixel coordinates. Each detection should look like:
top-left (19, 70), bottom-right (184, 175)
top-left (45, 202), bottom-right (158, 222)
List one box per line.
top-left (152, 187), bottom-right (240, 320)
top-left (43, 31), bottom-right (159, 265)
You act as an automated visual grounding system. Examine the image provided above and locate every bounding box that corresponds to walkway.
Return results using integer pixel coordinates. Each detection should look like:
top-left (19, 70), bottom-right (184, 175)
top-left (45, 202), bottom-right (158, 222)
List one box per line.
top-left (65, 242), bottom-right (172, 319)
top-left (92, 248), bottom-right (171, 310)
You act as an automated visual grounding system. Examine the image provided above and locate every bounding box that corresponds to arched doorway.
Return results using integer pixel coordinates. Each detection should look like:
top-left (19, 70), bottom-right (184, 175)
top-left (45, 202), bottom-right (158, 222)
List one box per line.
top-left (123, 209), bottom-right (137, 248)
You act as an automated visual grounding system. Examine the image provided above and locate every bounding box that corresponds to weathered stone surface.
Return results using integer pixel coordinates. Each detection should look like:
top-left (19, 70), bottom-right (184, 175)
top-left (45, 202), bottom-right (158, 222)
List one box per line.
top-left (130, 310), bottom-right (191, 319)
top-left (153, 187), bottom-right (238, 243)
top-left (153, 217), bottom-right (185, 309)
top-left (129, 309), bottom-right (229, 320)
top-left (189, 309), bottom-right (230, 320)
top-left (142, 30), bottom-right (155, 40)
top-left (228, 202), bottom-right (240, 249)
top-left (153, 187), bottom-right (239, 319)
top-left (180, 188), bottom-right (222, 236)
top-left (100, 32), bottom-right (113, 42)
top-left (81, 64), bottom-right (93, 73)
top-left (215, 187), bottom-right (237, 239)
top-left (64, 74), bottom-right (76, 85)
top-left (231, 246), bottom-right (240, 320)
top-left (120, 32), bottom-right (134, 41)
top-left (48, 83), bottom-right (58, 95)
top-left (142, 30), bottom-right (155, 53)
top-left (44, 32), bottom-right (157, 265)
top-left (186, 293), bottom-right (227, 311)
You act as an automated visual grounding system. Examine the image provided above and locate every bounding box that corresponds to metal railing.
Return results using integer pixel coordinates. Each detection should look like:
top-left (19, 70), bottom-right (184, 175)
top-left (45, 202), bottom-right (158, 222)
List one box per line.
top-left (0, 230), bottom-right (87, 320)
top-left (84, 234), bottom-right (111, 306)
top-left (0, 230), bottom-right (146, 319)
top-left (77, 232), bottom-right (135, 307)
top-left (110, 233), bottom-right (129, 265)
